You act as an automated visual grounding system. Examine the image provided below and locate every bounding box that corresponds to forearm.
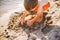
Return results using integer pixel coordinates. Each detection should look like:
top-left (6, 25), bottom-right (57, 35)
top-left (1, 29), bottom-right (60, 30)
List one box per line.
top-left (30, 12), bottom-right (43, 23)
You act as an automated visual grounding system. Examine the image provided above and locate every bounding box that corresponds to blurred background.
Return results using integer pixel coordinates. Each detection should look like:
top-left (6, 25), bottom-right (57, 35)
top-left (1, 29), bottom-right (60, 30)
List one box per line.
top-left (0, 0), bottom-right (24, 15)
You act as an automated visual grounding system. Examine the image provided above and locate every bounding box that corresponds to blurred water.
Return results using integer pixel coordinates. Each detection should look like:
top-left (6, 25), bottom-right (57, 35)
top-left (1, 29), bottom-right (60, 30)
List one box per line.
top-left (0, 0), bottom-right (24, 15)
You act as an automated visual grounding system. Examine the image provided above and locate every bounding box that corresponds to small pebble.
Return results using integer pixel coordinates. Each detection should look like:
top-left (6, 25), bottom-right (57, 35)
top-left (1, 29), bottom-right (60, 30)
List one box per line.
top-left (46, 16), bottom-right (51, 21)
top-left (5, 35), bottom-right (10, 38)
top-left (47, 21), bottom-right (53, 24)
top-left (1, 25), bottom-right (4, 27)
top-left (5, 30), bottom-right (7, 32)
top-left (6, 32), bottom-right (8, 34)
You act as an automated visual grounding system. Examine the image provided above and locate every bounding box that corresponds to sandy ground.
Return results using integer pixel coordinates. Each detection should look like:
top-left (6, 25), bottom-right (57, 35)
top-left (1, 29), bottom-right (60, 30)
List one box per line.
top-left (0, 0), bottom-right (60, 40)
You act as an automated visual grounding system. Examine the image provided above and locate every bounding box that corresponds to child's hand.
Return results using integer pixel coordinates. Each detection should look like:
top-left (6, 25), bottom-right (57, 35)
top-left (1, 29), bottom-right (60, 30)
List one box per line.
top-left (27, 20), bottom-right (34, 27)
top-left (21, 18), bottom-right (25, 25)
top-left (21, 11), bottom-right (28, 25)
